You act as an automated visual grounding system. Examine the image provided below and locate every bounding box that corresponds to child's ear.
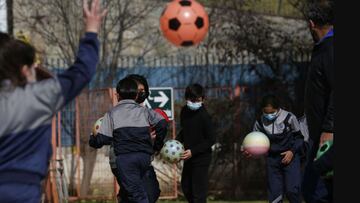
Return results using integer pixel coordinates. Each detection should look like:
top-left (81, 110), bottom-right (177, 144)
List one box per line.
top-left (116, 93), bottom-right (120, 102)
top-left (21, 65), bottom-right (30, 78)
top-left (21, 64), bottom-right (37, 83)
top-left (309, 20), bottom-right (315, 29)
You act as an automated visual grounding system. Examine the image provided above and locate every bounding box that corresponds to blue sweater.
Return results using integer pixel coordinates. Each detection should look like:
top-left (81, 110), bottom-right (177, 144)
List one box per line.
top-left (0, 32), bottom-right (99, 185)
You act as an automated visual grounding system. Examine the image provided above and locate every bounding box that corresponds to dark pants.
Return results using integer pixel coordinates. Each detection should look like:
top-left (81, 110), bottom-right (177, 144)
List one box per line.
top-left (115, 152), bottom-right (151, 203)
top-left (0, 183), bottom-right (41, 203)
top-left (112, 165), bottom-right (161, 203)
top-left (313, 145), bottom-right (333, 202)
top-left (267, 154), bottom-right (302, 203)
top-left (111, 167), bottom-right (123, 202)
top-left (143, 166), bottom-right (161, 203)
top-left (181, 156), bottom-right (211, 203)
top-left (302, 140), bottom-right (333, 203)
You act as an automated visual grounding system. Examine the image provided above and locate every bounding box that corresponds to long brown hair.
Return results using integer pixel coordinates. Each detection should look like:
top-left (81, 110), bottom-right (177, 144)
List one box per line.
top-left (0, 39), bottom-right (36, 87)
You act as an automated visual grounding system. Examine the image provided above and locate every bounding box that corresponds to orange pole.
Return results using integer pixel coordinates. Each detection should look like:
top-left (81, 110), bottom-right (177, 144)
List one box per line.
top-left (75, 98), bottom-right (81, 197)
top-left (57, 112), bottom-right (62, 158)
top-left (45, 176), bottom-right (52, 202)
top-left (172, 109), bottom-right (178, 198)
top-left (111, 88), bottom-right (120, 200)
top-left (57, 112), bottom-right (63, 197)
top-left (51, 117), bottom-right (59, 203)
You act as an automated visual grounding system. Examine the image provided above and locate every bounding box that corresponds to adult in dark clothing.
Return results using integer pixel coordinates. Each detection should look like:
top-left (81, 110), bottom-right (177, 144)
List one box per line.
top-left (314, 145), bottom-right (333, 177)
top-left (176, 84), bottom-right (216, 203)
top-left (302, 2), bottom-right (334, 203)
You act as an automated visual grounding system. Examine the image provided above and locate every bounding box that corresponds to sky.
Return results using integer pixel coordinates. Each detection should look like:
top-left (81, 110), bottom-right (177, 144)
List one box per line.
top-left (0, 0), bottom-right (7, 32)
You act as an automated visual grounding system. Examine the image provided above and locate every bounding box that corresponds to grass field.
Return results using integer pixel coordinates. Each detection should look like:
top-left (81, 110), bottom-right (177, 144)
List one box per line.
top-left (77, 198), bottom-right (304, 203)
top-left (159, 201), bottom-right (298, 203)
top-left (78, 201), bottom-right (268, 203)
top-left (159, 201), bottom-right (267, 203)
top-left (77, 199), bottom-right (305, 203)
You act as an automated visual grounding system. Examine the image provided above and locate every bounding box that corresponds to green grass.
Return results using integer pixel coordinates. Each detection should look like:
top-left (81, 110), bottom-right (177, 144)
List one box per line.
top-left (77, 201), bottom-right (269, 203)
top-left (76, 200), bottom-right (305, 203)
top-left (158, 201), bottom-right (301, 203)
top-left (158, 201), bottom-right (267, 203)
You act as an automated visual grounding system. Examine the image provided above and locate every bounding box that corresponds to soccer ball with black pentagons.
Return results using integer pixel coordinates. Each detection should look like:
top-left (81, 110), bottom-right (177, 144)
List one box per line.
top-left (160, 139), bottom-right (185, 164)
top-left (160, 0), bottom-right (209, 47)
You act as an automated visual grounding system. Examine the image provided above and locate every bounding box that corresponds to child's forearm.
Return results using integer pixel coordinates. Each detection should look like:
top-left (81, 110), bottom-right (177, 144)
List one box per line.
top-left (89, 133), bottom-right (112, 149)
top-left (56, 33), bottom-right (99, 108)
top-left (290, 131), bottom-right (304, 153)
top-left (191, 115), bottom-right (216, 155)
top-left (153, 119), bottom-right (168, 151)
top-left (190, 138), bottom-right (215, 156)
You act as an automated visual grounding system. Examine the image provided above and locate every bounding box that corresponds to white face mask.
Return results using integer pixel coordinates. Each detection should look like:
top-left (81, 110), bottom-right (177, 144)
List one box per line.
top-left (187, 100), bottom-right (202, 111)
top-left (263, 111), bottom-right (278, 121)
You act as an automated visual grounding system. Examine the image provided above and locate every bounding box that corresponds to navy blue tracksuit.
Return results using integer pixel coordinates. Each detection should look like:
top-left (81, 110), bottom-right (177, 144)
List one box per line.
top-left (112, 165), bottom-right (160, 203)
top-left (89, 100), bottom-right (168, 203)
top-left (0, 33), bottom-right (99, 203)
top-left (254, 109), bottom-right (304, 203)
top-left (110, 145), bottom-right (161, 203)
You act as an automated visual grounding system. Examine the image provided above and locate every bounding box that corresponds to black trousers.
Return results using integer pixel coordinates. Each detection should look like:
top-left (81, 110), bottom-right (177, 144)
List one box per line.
top-left (111, 163), bottom-right (160, 203)
top-left (181, 156), bottom-right (211, 203)
top-left (302, 139), bottom-right (333, 203)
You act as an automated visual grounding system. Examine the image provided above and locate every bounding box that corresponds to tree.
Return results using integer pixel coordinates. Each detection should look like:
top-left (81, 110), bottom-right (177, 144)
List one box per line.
top-left (14, 0), bottom-right (164, 86)
top-left (14, 0), bottom-right (163, 196)
top-left (5, 0), bottom-right (13, 35)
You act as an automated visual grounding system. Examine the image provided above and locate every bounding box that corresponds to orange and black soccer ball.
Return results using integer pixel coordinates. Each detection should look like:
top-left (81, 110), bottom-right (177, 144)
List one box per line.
top-left (160, 0), bottom-right (209, 47)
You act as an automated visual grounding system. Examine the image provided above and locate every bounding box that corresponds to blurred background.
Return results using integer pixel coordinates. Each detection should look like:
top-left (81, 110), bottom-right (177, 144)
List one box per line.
top-left (1, 0), bottom-right (317, 202)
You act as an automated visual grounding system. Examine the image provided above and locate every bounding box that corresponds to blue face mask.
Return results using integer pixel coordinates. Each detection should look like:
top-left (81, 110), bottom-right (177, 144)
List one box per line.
top-left (263, 112), bottom-right (277, 121)
top-left (187, 101), bottom-right (202, 111)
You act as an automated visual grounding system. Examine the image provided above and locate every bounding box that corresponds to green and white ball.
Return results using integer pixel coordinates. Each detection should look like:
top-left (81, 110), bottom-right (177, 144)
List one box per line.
top-left (160, 139), bottom-right (185, 164)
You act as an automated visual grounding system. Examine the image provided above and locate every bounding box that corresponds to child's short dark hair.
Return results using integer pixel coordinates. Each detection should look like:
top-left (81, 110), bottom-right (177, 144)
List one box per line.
top-left (185, 83), bottom-right (205, 101)
top-left (125, 74), bottom-right (149, 98)
top-left (261, 94), bottom-right (280, 109)
top-left (116, 77), bottom-right (138, 100)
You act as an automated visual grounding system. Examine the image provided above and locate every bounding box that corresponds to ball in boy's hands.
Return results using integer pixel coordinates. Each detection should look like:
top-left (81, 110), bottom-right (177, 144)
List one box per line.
top-left (242, 131), bottom-right (270, 156)
top-left (160, 139), bottom-right (184, 164)
top-left (92, 117), bottom-right (103, 136)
